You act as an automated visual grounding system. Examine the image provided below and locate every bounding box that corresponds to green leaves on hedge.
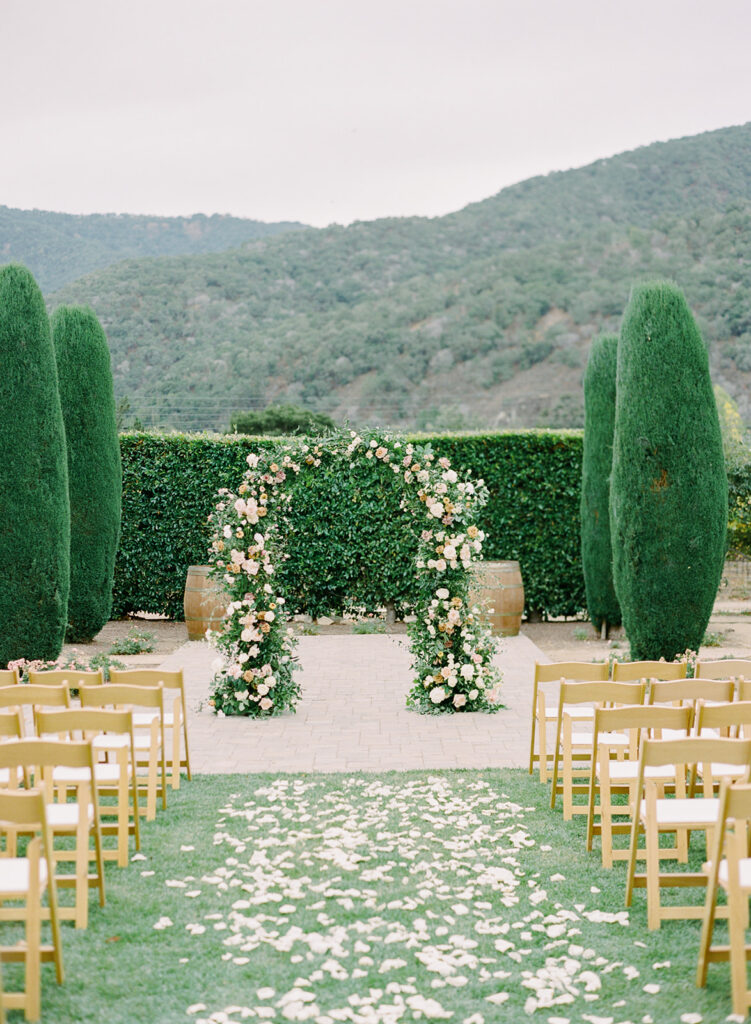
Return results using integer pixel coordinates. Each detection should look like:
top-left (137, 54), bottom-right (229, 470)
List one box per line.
top-left (0, 264), bottom-right (70, 665)
top-left (52, 305), bottom-right (122, 642)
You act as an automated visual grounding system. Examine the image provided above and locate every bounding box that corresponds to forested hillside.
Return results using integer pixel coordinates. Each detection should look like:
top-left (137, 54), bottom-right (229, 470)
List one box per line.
top-left (0, 208), bottom-right (307, 293)
top-left (46, 122), bottom-right (751, 431)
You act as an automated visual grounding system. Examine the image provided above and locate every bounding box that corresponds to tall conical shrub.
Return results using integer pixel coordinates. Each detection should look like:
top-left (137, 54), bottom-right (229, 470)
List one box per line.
top-left (581, 333), bottom-right (621, 633)
top-left (610, 281), bottom-right (727, 661)
top-left (52, 305), bottom-right (122, 641)
top-left (0, 264), bottom-right (70, 665)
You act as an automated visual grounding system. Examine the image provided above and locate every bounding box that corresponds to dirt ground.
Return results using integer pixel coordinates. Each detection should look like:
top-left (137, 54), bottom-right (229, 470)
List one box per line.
top-left (66, 600), bottom-right (751, 668)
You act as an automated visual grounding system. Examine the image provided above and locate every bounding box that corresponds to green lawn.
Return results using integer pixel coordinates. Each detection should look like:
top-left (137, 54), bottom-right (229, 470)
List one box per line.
top-left (10, 770), bottom-right (743, 1023)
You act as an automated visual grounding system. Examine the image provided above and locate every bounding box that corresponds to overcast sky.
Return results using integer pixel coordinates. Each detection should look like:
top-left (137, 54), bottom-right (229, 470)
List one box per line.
top-left (2, 0), bottom-right (750, 228)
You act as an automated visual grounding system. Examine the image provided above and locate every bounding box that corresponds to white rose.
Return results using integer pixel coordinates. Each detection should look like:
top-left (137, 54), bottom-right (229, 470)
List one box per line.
top-left (453, 693), bottom-right (467, 708)
top-left (436, 588), bottom-right (449, 600)
top-left (443, 544), bottom-right (457, 560)
top-left (442, 469), bottom-right (458, 484)
top-left (460, 663), bottom-right (475, 679)
top-left (429, 686), bottom-right (447, 704)
top-left (430, 503), bottom-right (444, 518)
top-left (435, 559), bottom-right (447, 572)
top-left (211, 657), bottom-right (225, 674)
top-left (256, 683), bottom-right (269, 696)
top-left (265, 611), bottom-right (275, 622)
top-left (259, 697), bottom-right (273, 710)
top-left (468, 688), bottom-right (479, 701)
top-left (223, 525), bottom-right (232, 538)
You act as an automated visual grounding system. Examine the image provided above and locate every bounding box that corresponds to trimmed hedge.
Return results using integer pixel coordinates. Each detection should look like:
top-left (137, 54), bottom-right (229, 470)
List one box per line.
top-left (52, 305), bottom-right (122, 641)
top-left (0, 264), bottom-right (70, 665)
top-left (580, 335), bottom-right (621, 632)
top-left (611, 282), bottom-right (727, 661)
top-left (114, 430), bottom-right (586, 620)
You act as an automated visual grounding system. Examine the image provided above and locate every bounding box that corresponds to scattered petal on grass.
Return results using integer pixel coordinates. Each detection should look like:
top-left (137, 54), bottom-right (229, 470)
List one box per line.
top-left (153, 916), bottom-right (173, 930)
top-left (187, 1005), bottom-right (207, 1015)
top-left (643, 984), bottom-right (660, 995)
top-left (485, 992), bottom-right (509, 1005)
top-left (680, 1016), bottom-right (702, 1024)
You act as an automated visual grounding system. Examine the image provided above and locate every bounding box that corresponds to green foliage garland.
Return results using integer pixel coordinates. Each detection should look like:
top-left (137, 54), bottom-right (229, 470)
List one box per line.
top-left (52, 305), bottom-right (122, 641)
top-left (0, 264), bottom-right (70, 665)
top-left (581, 334), bottom-right (621, 631)
top-left (611, 281), bottom-right (727, 660)
top-left (207, 431), bottom-right (501, 716)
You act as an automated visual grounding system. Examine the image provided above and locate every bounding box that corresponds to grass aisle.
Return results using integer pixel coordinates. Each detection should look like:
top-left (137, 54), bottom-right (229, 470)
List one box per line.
top-left (34, 770), bottom-right (736, 1024)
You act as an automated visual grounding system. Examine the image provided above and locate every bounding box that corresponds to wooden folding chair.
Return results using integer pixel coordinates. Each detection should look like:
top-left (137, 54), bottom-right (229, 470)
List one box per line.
top-left (550, 680), bottom-right (645, 819)
top-left (0, 738), bottom-right (105, 930)
top-left (625, 736), bottom-right (751, 929)
top-left (528, 662), bottom-right (609, 784)
top-left (0, 789), bottom-right (64, 1021)
top-left (36, 708), bottom-right (140, 869)
top-left (612, 660), bottom-right (688, 683)
top-left (79, 684), bottom-right (166, 819)
top-left (0, 712), bottom-right (25, 789)
top-left (109, 668), bottom-right (191, 787)
top-left (697, 781), bottom-right (751, 1015)
top-left (586, 704), bottom-right (692, 868)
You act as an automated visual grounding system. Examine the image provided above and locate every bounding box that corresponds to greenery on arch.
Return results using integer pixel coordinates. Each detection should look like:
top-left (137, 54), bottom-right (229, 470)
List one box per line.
top-left (207, 430), bottom-right (502, 717)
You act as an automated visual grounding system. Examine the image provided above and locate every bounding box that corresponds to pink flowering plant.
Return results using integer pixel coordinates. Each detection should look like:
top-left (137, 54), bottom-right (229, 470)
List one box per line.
top-left (207, 430), bottom-right (501, 716)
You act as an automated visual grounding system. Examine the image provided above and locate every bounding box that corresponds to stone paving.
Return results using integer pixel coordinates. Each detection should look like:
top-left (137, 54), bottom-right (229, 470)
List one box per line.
top-left (158, 632), bottom-right (551, 774)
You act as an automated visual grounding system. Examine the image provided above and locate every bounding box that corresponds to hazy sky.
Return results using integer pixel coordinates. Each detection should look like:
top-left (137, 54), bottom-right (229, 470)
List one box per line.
top-left (2, 0), bottom-right (750, 227)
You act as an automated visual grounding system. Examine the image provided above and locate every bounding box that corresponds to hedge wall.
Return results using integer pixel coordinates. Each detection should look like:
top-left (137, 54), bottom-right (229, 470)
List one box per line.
top-left (115, 429), bottom-right (585, 621)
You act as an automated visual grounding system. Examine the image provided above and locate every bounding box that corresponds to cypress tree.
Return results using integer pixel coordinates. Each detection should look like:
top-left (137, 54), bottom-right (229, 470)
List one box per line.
top-left (0, 264), bottom-right (70, 665)
top-left (610, 281), bottom-right (727, 660)
top-left (52, 305), bottom-right (122, 641)
top-left (581, 334), bottom-right (621, 634)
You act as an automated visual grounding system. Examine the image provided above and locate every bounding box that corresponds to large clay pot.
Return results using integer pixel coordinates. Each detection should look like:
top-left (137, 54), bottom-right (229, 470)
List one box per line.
top-left (183, 565), bottom-right (227, 640)
top-left (469, 559), bottom-right (525, 636)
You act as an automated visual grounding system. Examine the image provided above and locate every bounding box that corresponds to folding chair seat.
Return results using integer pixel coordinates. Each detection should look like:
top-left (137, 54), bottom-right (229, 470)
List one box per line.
top-left (550, 680), bottom-right (645, 819)
top-left (697, 781), bottom-right (751, 1016)
top-left (79, 684), bottom-right (166, 819)
top-left (586, 704), bottom-right (692, 868)
top-left (612, 660), bottom-right (688, 683)
top-left (625, 736), bottom-right (751, 930)
top-left (528, 662), bottom-right (609, 784)
top-left (109, 668), bottom-right (191, 787)
top-left (36, 709), bottom-right (140, 869)
top-left (0, 739), bottom-right (105, 930)
top-left (0, 788), bottom-right (63, 1021)
top-left (0, 684), bottom-right (70, 738)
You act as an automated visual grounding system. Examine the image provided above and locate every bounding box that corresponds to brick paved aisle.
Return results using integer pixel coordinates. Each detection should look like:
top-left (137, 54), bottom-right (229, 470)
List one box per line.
top-left (158, 633), bottom-right (548, 773)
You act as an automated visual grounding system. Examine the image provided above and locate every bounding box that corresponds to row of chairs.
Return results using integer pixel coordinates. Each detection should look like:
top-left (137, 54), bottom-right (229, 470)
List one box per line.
top-left (0, 667), bottom-right (191, 1021)
top-left (531, 658), bottom-right (751, 1017)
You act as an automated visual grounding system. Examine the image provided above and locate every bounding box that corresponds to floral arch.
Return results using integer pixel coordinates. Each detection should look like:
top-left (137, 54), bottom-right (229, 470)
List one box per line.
top-left (207, 430), bottom-right (501, 717)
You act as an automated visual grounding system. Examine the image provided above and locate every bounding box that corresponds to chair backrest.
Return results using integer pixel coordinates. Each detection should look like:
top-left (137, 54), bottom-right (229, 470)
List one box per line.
top-left (558, 679), bottom-right (645, 709)
top-left (695, 700), bottom-right (751, 737)
top-left (649, 678), bottom-right (735, 706)
top-left (535, 662), bottom-right (609, 685)
top-left (0, 669), bottom-right (19, 686)
top-left (0, 684), bottom-right (70, 709)
top-left (36, 706), bottom-right (134, 742)
top-left (696, 660), bottom-right (751, 682)
top-left (79, 683), bottom-right (164, 712)
top-left (0, 788), bottom-right (48, 832)
top-left (28, 668), bottom-right (103, 688)
top-left (638, 736), bottom-right (751, 797)
top-left (108, 668), bottom-right (184, 692)
top-left (612, 660), bottom-right (687, 682)
top-left (0, 737), bottom-right (95, 779)
top-left (594, 702), bottom-right (692, 737)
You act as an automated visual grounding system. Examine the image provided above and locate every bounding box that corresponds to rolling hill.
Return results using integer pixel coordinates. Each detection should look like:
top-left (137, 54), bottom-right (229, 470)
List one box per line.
top-left (39, 122), bottom-right (751, 431)
top-left (0, 207), bottom-right (307, 293)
